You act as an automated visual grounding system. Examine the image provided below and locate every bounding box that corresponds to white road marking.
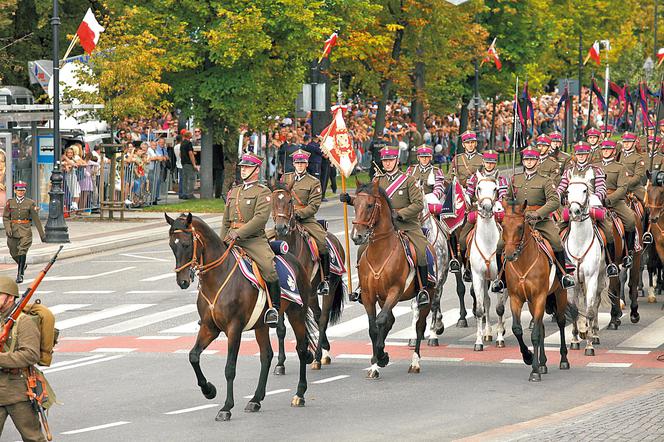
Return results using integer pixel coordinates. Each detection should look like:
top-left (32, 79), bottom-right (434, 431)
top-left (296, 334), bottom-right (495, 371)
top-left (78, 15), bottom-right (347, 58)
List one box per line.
top-left (49, 304), bottom-right (90, 315)
top-left (390, 314), bottom-right (432, 340)
top-left (607, 349), bottom-right (650, 355)
top-left (91, 348), bottom-right (137, 353)
top-left (58, 336), bottom-right (102, 341)
top-left (43, 355), bottom-right (125, 373)
top-left (172, 349), bottom-right (217, 355)
top-left (326, 305), bottom-right (411, 338)
top-left (126, 290), bottom-right (177, 294)
top-left (421, 356), bottom-right (464, 362)
top-left (544, 312), bottom-right (613, 344)
top-left (140, 273), bottom-right (173, 282)
top-left (46, 354), bottom-right (107, 369)
top-left (64, 290), bottom-right (115, 294)
top-left (137, 336), bottom-right (181, 340)
top-left (164, 404), bottom-right (220, 415)
top-left (45, 266), bottom-right (135, 281)
top-left (61, 421), bottom-right (131, 435)
top-left (56, 304), bottom-right (154, 330)
top-left (90, 305), bottom-right (197, 334)
top-left (120, 253), bottom-right (169, 262)
top-left (160, 321), bottom-right (199, 334)
top-left (619, 316), bottom-right (664, 349)
top-left (35, 290), bottom-right (53, 294)
top-left (336, 354), bottom-right (372, 359)
top-left (587, 362), bottom-right (632, 368)
top-left (500, 359), bottom-right (524, 364)
top-left (313, 375), bottom-right (349, 384)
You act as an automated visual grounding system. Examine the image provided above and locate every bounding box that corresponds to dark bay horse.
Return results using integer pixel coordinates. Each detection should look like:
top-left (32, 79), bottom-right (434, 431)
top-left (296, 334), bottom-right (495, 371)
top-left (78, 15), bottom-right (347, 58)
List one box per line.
top-left (501, 201), bottom-right (573, 382)
top-left (271, 181), bottom-right (346, 371)
top-left (644, 180), bottom-right (664, 302)
top-left (352, 181), bottom-right (432, 379)
top-left (166, 213), bottom-right (316, 421)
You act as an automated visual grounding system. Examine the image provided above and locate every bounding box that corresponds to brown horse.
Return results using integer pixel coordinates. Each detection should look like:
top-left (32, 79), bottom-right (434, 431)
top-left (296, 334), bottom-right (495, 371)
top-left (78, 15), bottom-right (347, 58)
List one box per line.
top-left (270, 181), bottom-right (346, 371)
top-left (644, 180), bottom-right (664, 301)
top-left (500, 201), bottom-right (572, 382)
top-left (352, 181), bottom-right (432, 379)
top-left (166, 213), bottom-right (316, 421)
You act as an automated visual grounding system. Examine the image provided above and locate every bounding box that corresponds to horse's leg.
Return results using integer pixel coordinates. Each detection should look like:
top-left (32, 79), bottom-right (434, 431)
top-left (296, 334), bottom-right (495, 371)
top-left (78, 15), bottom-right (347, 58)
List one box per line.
top-left (365, 301), bottom-right (381, 379)
top-left (555, 289), bottom-right (570, 369)
top-left (273, 315), bottom-right (287, 375)
top-left (483, 286), bottom-right (493, 342)
top-left (409, 304), bottom-right (430, 374)
top-left (244, 325), bottom-right (273, 413)
top-left (456, 272), bottom-right (468, 327)
top-left (286, 304), bottom-right (312, 407)
top-left (216, 325), bottom-right (242, 422)
top-left (408, 298), bottom-right (419, 348)
top-left (510, 295), bottom-right (533, 367)
top-left (629, 254), bottom-right (641, 323)
top-left (471, 274), bottom-right (485, 351)
top-left (529, 296), bottom-right (546, 381)
top-left (190, 322), bottom-right (221, 400)
top-left (318, 288), bottom-right (333, 366)
top-left (375, 299), bottom-right (398, 369)
top-left (430, 284), bottom-right (445, 340)
top-left (310, 291), bottom-right (323, 370)
top-left (495, 289), bottom-right (508, 348)
top-left (584, 278), bottom-right (599, 356)
top-left (607, 277), bottom-right (622, 330)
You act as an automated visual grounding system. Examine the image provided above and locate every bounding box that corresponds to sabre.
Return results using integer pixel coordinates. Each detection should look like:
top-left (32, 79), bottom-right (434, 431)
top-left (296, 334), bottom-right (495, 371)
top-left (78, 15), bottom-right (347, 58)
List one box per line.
top-left (648, 75), bottom-right (664, 173)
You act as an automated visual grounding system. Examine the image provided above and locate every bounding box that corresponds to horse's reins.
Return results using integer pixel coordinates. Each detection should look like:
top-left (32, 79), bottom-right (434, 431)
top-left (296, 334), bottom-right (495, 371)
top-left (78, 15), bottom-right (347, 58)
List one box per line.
top-left (566, 187), bottom-right (596, 267)
top-left (503, 219), bottom-right (541, 297)
top-left (172, 226), bottom-right (236, 275)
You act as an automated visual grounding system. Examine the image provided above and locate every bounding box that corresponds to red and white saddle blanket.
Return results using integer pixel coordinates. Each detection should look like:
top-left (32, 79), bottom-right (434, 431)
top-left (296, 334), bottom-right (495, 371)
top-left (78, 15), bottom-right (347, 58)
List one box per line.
top-left (306, 235), bottom-right (346, 275)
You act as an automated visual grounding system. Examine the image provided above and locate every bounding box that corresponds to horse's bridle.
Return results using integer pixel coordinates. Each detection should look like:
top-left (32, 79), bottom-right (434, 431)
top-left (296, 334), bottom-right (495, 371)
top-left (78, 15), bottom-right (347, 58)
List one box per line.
top-left (475, 178), bottom-right (498, 219)
top-left (272, 189), bottom-right (296, 231)
top-left (171, 225), bottom-right (234, 275)
top-left (567, 180), bottom-right (591, 222)
top-left (503, 214), bottom-right (532, 262)
top-left (352, 193), bottom-right (383, 238)
top-left (645, 182), bottom-right (664, 223)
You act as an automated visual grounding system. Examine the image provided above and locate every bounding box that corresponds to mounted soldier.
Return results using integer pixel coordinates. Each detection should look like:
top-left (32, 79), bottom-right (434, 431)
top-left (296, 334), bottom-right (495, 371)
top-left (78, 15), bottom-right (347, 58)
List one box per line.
top-left (340, 146), bottom-right (432, 306)
top-left (405, 145), bottom-right (445, 206)
top-left (507, 148), bottom-right (575, 289)
top-left (548, 131), bottom-right (571, 176)
top-left (558, 142), bottom-right (617, 277)
top-left (220, 153), bottom-right (281, 327)
top-left (586, 127), bottom-right (602, 163)
top-left (3, 182), bottom-right (45, 283)
top-left (281, 149), bottom-right (330, 295)
top-left (537, 135), bottom-right (564, 184)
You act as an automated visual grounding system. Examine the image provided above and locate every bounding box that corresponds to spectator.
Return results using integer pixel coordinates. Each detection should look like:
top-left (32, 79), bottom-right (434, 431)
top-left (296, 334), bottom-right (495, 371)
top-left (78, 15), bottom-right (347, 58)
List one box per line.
top-left (180, 131), bottom-right (198, 199)
top-left (212, 143), bottom-right (225, 200)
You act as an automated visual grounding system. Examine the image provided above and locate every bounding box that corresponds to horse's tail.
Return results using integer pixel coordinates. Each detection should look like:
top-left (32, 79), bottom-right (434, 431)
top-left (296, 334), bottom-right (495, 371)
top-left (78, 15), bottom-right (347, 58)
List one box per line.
top-left (563, 299), bottom-right (579, 323)
top-left (601, 287), bottom-right (617, 309)
top-left (329, 275), bottom-right (346, 326)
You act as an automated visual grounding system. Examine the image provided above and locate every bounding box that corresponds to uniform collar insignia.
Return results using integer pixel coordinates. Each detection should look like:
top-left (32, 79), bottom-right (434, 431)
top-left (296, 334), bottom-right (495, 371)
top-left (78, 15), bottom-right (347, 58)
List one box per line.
top-left (525, 171), bottom-right (536, 180)
top-left (623, 149), bottom-right (634, 156)
top-left (602, 159), bottom-right (614, 166)
top-left (243, 180), bottom-right (257, 189)
top-left (15, 196), bottom-right (24, 204)
top-left (295, 172), bottom-right (306, 181)
top-left (386, 171), bottom-right (401, 181)
top-left (418, 164), bottom-right (431, 172)
top-left (466, 152), bottom-right (477, 159)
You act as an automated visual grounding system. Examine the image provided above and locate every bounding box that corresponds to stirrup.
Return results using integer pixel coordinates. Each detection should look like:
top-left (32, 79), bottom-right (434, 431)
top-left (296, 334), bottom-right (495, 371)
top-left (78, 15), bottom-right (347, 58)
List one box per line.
top-left (417, 289), bottom-right (430, 307)
top-left (349, 288), bottom-right (361, 302)
top-left (264, 308), bottom-right (278, 327)
top-left (317, 279), bottom-right (330, 296)
top-left (449, 259), bottom-right (461, 273)
top-left (490, 279), bottom-right (504, 293)
top-left (462, 267), bottom-right (472, 283)
top-left (642, 232), bottom-right (653, 245)
top-left (561, 274), bottom-right (575, 289)
top-left (622, 255), bottom-right (633, 269)
top-left (606, 263), bottom-right (619, 278)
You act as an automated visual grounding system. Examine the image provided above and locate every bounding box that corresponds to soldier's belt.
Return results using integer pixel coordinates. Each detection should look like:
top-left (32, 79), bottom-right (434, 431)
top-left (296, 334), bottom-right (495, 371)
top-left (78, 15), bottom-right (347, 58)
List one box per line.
top-left (1, 367), bottom-right (20, 374)
top-left (230, 222), bottom-right (245, 228)
top-left (10, 220), bottom-right (30, 224)
top-left (526, 205), bottom-right (543, 211)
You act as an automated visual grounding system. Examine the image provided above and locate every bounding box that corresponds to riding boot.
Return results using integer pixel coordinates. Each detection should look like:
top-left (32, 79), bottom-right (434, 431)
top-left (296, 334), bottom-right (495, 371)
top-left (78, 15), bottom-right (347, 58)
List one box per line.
top-left (317, 252), bottom-right (331, 296)
top-left (264, 280), bottom-right (281, 327)
top-left (554, 251), bottom-right (575, 289)
top-left (623, 231), bottom-right (635, 268)
top-left (605, 242), bottom-right (619, 277)
top-left (643, 231), bottom-right (653, 245)
top-left (416, 265), bottom-right (430, 307)
top-left (349, 286), bottom-right (361, 303)
top-left (490, 255), bottom-right (505, 293)
top-left (449, 235), bottom-right (461, 273)
top-left (15, 255), bottom-right (24, 284)
top-left (462, 264), bottom-right (472, 282)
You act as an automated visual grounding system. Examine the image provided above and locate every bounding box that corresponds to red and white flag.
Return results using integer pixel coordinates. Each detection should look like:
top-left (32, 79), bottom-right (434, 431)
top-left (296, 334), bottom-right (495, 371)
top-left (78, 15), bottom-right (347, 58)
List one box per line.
top-left (320, 105), bottom-right (357, 178)
top-left (481, 38), bottom-right (502, 71)
top-left (318, 32), bottom-right (338, 63)
top-left (584, 41), bottom-right (601, 66)
top-left (658, 47), bottom-right (664, 67)
top-left (76, 8), bottom-right (105, 54)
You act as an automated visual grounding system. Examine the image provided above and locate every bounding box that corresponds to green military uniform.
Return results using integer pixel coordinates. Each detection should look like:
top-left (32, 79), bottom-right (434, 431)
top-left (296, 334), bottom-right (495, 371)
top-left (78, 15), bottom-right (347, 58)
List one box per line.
top-left (600, 159), bottom-right (636, 232)
top-left (450, 151), bottom-right (484, 187)
top-left (3, 197), bottom-right (44, 263)
top-left (405, 164), bottom-right (445, 197)
top-left (282, 172), bottom-right (327, 251)
top-left (651, 152), bottom-right (664, 171)
top-left (538, 155), bottom-right (565, 185)
top-left (507, 171), bottom-right (563, 252)
top-left (221, 181), bottom-right (278, 282)
top-left (406, 130), bottom-right (425, 166)
top-left (589, 145), bottom-right (602, 164)
top-left (619, 149), bottom-right (646, 202)
top-left (0, 278), bottom-right (46, 442)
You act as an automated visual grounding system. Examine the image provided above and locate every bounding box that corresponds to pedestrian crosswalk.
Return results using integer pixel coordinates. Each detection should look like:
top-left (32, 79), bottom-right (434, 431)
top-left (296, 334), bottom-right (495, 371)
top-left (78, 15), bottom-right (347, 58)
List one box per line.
top-left (48, 301), bottom-right (664, 350)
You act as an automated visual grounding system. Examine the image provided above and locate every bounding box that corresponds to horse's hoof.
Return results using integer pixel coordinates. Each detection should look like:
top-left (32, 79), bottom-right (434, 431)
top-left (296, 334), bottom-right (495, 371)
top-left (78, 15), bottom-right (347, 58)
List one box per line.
top-left (202, 383), bottom-right (217, 400)
top-left (496, 340), bottom-right (505, 348)
top-left (244, 401), bottom-right (261, 413)
top-left (529, 372), bottom-right (541, 382)
top-left (456, 318), bottom-right (468, 328)
top-left (408, 339), bottom-right (417, 348)
top-left (377, 353), bottom-right (390, 368)
top-left (483, 335), bottom-right (493, 342)
top-left (648, 294), bottom-right (656, 303)
top-left (215, 410), bottom-right (232, 422)
top-left (366, 369), bottom-right (380, 379)
top-left (630, 312), bottom-right (640, 324)
top-left (559, 361), bottom-right (570, 370)
top-left (523, 351), bottom-right (534, 366)
top-left (592, 337), bottom-right (600, 345)
top-left (321, 356), bottom-right (331, 365)
top-left (616, 318), bottom-right (622, 326)
top-left (311, 361), bottom-right (321, 370)
top-left (408, 365), bottom-right (421, 374)
top-left (435, 325), bottom-right (445, 335)
top-left (474, 344), bottom-right (484, 352)
top-left (290, 396), bottom-right (305, 407)
top-left (584, 348), bottom-right (595, 356)
top-left (427, 338), bottom-right (439, 347)
top-left (607, 321), bottom-right (618, 331)
top-left (579, 331), bottom-right (586, 339)
top-left (273, 365), bottom-right (285, 375)
top-left (570, 342), bottom-right (580, 350)
top-left (538, 365), bottom-right (548, 374)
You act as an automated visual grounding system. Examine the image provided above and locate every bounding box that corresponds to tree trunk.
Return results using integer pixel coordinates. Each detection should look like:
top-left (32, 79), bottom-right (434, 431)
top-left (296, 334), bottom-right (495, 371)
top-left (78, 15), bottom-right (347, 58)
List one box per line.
top-left (200, 118), bottom-right (214, 199)
top-left (373, 21), bottom-right (405, 142)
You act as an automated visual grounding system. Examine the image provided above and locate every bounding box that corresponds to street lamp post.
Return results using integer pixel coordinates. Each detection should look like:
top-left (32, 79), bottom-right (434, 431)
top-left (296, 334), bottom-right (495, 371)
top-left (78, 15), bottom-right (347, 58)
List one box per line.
top-left (474, 59), bottom-right (480, 134)
top-left (43, 0), bottom-right (70, 243)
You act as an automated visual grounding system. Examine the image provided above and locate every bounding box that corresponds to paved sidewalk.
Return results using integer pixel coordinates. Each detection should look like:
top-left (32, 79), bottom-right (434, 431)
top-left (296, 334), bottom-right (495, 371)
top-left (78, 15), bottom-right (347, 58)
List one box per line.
top-left (0, 212), bottom-right (223, 264)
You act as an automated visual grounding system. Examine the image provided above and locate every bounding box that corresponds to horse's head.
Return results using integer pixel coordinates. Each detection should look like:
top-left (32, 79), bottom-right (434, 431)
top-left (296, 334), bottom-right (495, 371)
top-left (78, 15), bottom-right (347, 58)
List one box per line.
top-left (501, 200), bottom-right (528, 261)
top-left (352, 180), bottom-right (390, 245)
top-left (646, 176), bottom-right (664, 223)
top-left (271, 180), bottom-right (295, 237)
top-left (166, 212), bottom-right (198, 289)
top-left (476, 178), bottom-right (498, 217)
top-left (567, 179), bottom-right (590, 220)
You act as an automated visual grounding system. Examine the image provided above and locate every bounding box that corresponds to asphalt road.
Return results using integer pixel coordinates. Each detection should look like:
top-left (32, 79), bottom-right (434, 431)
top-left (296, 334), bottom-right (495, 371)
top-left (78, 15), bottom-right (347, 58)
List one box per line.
top-left (1, 200), bottom-right (663, 441)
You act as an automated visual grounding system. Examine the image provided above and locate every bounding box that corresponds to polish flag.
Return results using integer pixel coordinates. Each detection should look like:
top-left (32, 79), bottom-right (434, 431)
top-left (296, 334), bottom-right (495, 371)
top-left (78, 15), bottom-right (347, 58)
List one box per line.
top-left (658, 47), bottom-right (664, 67)
top-left (76, 8), bottom-right (105, 54)
top-left (318, 32), bottom-right (338, 63)
top-left (481, 38), bottom-right (502, 71)
top-left (584, 41), bottom-right (601, 66)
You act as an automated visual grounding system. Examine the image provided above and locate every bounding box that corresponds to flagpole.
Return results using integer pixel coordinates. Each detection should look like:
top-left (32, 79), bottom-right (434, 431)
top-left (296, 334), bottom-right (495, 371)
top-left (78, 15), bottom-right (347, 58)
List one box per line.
top-left (512, 77), bottom-right (518, 180)
top-left (336, 75), bottom-right (353, 294)
top-left (603, 40), bottom-right (610, 133)
top-left (587, 72), bottom-right (595, 130)
top-left (564, 80), bottom-right (569, 151)
top-left (60, 34), bottom-right (79, 66)
top-left (649, 76), bottom-right (664, 172)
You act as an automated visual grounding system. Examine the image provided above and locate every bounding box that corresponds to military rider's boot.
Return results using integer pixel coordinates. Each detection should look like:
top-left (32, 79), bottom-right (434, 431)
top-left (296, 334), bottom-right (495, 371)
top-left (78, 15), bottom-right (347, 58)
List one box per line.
top-left (554, 251), bottom-right (575, 289)
top-left (605, 242), bottom-right (619, 277)
top-left (623, 231), bottom-right (635, 268)
top-left (317, 252), bottom-right (331, 296)
top-left (490, 255), bottom-right (505, 293)
top-left (15, 255), bottom-right (25, 284)
top-left (462, 260), bottom-right (472, 283)
top-left (349, 286), bottom-right (361, 303)
top-left (264, 280), bottom-right (281, 328)
top-left (642, 231), bottom-right (653, 245)
top-left (449, 235), bottom-right (461, 273)
top-left (416, 265), bottom-right (430, 307)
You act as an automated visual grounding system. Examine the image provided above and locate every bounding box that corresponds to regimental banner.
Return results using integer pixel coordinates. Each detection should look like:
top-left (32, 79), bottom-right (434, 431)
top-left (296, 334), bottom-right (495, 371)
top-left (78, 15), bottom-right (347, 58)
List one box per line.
top-left (320, 105), bottom-right (357, 178)
top-left (441, 177), bottom-right (466, 233)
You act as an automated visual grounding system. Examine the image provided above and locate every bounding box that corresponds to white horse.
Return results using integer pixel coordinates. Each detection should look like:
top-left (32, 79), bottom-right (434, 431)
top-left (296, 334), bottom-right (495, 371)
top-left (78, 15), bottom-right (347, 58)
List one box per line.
top-left (564, 179), bottom-right (609, 356)
top-left (468, 178), bottom-right (508, 350)
top-left (407, 186), bottom-right (450, 347)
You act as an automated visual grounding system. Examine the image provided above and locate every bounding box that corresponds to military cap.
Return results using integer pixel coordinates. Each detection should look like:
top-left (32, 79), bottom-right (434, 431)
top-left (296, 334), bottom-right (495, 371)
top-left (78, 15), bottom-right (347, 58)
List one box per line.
top-left (416, 146), bottom-right (433, 157)
top-left (0, 276), bottom-right (19, 297)
top-left (291, 149), bottom-right (310, 163)
top-left (380, 147), bottom-right (399, 160)
top-left (522, 149), bottom-right (540, 160)
top-left (461, 130), bottom-right (477, 142)
top-left (483, 150), bottom-right (499, 162)
top-left (13, 181), bottom-right (27, 190)
top-left (574, 141), bottom-right (592, 153)
top-left (238, 153), bottom-right (263, 167)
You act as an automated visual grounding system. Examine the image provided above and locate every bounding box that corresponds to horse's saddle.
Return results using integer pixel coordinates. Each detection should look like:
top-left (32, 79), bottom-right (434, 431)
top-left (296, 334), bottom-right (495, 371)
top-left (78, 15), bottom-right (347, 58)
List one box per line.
top-left (399, 233), bottom-right (437, 285)
top-left (530, 230), bottom-right (556, 266)
top-left (305, 235), bottom-right (346, 276)
top-left (627, 194), bottom-right (644, 219)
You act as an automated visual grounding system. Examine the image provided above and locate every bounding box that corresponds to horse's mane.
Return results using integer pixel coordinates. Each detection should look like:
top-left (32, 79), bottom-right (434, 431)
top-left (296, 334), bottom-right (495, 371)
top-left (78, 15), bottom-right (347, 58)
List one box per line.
top-left (357, 182), bottom-right (396, 227)
top-left (273, 181), bottom-right (290, 192)
top-left (173, 213), bottom-right (224, 247)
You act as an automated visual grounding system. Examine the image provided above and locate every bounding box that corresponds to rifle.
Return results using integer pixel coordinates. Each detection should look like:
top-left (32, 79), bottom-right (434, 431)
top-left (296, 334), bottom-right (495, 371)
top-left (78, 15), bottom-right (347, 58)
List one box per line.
top-left (0, 246), bottom-right (63, 349)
